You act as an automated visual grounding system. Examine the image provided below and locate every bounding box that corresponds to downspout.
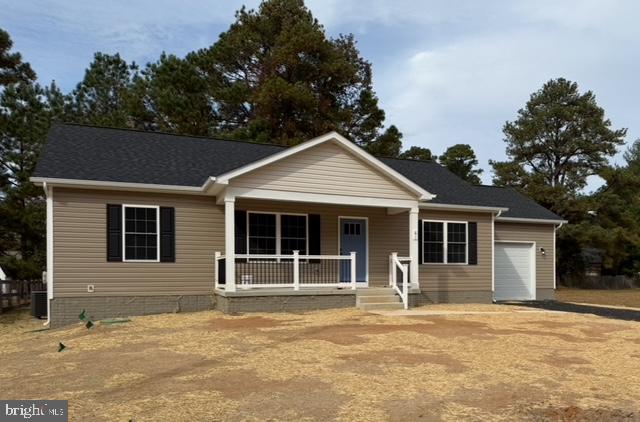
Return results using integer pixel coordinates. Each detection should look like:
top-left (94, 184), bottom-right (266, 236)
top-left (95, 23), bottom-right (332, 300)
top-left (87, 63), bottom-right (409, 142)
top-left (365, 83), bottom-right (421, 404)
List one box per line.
top-left (43, 182), bottom-right (52, 326)
top-left (553, 221), bottom-right (564, 290)
top-left (491, 210), bottom-right (502, 300)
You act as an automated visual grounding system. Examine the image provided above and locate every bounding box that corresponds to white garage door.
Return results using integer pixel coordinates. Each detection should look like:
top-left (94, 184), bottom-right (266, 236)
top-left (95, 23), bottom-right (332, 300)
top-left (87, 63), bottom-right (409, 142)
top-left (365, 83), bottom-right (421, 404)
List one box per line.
top-left (494, 243), bottom-right (535, 301)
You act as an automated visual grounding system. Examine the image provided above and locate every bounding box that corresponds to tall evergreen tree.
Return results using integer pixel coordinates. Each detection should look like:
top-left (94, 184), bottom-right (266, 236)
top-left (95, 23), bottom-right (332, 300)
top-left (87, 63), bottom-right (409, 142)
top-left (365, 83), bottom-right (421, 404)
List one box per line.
top-left (400, 146), bottom-right (436, 161)
top-left (0, 81), bottom-right (63, 278)
top-left (366, 125), bottom-right (402, 157)
top-left (190, 0), bottom-right (389, 145)
top-left (65, 52), bottom-right (138, 127)
top-left (140, 53), bottom-right (216, 135)
top-left (0, 28), bottom-right (35, 86)
top-left (558, 141), bottom-right (640, 280)
top-left (490, 78), bottom-right (626, 213)
top-left (439, 144), bottom-right (483, 184)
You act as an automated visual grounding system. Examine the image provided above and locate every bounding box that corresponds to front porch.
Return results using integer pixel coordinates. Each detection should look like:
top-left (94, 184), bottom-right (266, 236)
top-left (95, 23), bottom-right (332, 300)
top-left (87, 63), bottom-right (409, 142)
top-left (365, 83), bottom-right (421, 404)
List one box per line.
top-left (213, 197), bottom-right (420, 309)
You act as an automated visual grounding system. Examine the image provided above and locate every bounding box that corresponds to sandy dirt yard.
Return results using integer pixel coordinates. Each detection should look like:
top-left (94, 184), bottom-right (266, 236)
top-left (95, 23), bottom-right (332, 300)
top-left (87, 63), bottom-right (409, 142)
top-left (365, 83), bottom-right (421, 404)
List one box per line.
top-left (1, 304), bottom-right (639, 421)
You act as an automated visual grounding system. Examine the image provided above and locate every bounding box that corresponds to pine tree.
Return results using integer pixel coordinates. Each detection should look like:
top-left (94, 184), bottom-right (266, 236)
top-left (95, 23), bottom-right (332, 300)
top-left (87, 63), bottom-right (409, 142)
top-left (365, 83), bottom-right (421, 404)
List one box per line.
top-left (366, 125), bottom-right (403, 157)
top-left (139, 53), bottom-right (216, 135)
top-left (65, 52), bottom-right (138, 127)
top-left (0, 81), bottom-right (63, 278)
top-left (0, 28), bottom-right (35, 86)
top-left (400, 146), bottom-right (436, 161)
top-left (190, 0), bottom-right (388, 145)
top-left (439, 144), bottom-right (483, 184)
top-left (491, 78), bottom-right (626, 212)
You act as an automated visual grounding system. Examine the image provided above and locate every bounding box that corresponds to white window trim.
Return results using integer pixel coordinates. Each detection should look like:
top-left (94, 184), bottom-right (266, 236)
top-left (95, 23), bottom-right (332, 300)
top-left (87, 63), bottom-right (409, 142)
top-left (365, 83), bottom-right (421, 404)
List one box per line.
top-left (246, 211), bottom-right (309, 261)
top-left (422, 220), bottom-right (469, 265)
top-left (122, 204), bottom-right (160, 263)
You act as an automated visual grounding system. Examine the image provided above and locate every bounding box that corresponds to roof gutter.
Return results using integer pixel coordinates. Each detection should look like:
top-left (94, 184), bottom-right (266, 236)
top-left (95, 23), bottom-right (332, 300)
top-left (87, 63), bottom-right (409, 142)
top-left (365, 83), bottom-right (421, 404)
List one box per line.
top-left (419, 203), bottom-right (509, 213)
top-left (496, 216), bottom-right (569, 225)
top-left (30, 177), bottom-right (212, 195)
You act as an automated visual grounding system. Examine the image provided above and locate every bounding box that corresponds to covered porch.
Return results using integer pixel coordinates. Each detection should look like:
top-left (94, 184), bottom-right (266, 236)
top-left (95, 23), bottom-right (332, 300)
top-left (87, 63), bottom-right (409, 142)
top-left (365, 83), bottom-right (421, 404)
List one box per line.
top-left (213, 195), bottom-right (420, 307)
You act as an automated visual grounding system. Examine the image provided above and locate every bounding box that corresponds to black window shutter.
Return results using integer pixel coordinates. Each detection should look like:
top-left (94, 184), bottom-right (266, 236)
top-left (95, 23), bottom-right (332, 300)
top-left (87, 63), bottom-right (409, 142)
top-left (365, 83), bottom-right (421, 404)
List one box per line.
top-left (468, 222), bottom-right (478, 265)
top-left (418, 219), bottom-right (423, 264)
top-left (308, 214), bottom-right (321, 263)
top-left (160, 207), bottom-right (175, 262)
top-left (107, 204), bottom-right (122, 262)
top-left (235, 210), bottom-right (247, 263)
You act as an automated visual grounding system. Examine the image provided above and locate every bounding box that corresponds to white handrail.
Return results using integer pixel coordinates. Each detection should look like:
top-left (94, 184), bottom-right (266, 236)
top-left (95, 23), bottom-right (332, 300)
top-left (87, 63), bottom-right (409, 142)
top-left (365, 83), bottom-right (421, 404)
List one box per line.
top-left (389, 252), bottom-right (409, 309)
top-left (214, 252), bottom-right (357, 290)
top-left (234, 254), bottom-right (352, 260)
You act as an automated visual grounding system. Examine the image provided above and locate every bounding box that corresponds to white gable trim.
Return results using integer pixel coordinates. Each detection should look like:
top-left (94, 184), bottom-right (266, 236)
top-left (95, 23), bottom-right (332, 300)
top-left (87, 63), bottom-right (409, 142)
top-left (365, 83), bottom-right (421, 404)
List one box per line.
top-left (214, 131), bottom-right (435, 201)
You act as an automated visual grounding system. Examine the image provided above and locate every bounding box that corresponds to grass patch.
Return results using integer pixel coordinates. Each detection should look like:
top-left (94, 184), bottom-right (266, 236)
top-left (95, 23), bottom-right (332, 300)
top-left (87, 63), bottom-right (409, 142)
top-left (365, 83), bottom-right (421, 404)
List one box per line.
top-left (557, 288), bottom-right (640, 309)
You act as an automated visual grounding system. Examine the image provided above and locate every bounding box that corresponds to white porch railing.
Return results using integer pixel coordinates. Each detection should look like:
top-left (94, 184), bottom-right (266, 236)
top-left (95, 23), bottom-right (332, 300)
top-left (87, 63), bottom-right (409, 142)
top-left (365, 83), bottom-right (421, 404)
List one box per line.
top-left (389, 252), bottom-right (410, 309)
top-left (215, 251), bottom-right (357, 290)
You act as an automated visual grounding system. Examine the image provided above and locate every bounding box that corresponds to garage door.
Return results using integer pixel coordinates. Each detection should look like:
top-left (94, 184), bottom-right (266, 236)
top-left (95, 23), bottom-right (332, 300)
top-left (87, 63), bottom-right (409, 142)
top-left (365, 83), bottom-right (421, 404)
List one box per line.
top-left (494, 243), bottom-right (534, 301)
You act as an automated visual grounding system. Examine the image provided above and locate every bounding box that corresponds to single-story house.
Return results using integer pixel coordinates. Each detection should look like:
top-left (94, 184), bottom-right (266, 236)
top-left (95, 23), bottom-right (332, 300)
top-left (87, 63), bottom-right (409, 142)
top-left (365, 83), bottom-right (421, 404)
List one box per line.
top-left (32, 123), bottom-right (566, 327)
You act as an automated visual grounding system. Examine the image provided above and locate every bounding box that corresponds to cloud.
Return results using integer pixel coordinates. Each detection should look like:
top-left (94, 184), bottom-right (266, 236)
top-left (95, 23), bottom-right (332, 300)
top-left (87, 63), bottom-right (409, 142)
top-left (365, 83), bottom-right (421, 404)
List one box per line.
top-left (3, 0), bottom-right (638, 190)
top-left (2, 0), bottom-right (260, 89)
top-left (368, 0), bottom-right (640, 187)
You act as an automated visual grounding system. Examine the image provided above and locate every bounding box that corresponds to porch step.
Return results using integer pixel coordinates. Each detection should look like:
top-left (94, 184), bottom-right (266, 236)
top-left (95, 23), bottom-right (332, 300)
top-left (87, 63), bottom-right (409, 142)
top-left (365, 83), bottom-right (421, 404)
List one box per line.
top-left (356, 287), bottom-right (404, 311)
top-left (357, 287), bottom-right (397, 296)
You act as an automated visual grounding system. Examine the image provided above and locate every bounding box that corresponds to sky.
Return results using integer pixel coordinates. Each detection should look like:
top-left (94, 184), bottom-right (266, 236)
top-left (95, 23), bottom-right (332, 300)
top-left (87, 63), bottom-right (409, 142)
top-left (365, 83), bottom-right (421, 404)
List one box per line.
top-left (3, 0), bottom-right (639, 189)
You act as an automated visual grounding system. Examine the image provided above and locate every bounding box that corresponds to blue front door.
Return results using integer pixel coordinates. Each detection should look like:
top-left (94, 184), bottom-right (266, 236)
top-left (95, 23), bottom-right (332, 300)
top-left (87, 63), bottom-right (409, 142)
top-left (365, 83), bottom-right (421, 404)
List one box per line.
top-left (340, 218), bottom-right (367, 283)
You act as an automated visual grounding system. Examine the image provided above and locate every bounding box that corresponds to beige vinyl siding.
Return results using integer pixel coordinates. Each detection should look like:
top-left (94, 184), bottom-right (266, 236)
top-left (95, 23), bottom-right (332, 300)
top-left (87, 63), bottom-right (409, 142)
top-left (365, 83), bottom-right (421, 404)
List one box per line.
top-left (236, 199), bottom-right (409, 285)
top-left (232, 141), bottom-right (416, 200)
top-left (53, 188), bottom-right (223, 297)
top-left (418, 210), bottom-right (493, 292)
top-left (494, 222), bottom-right (555, 290)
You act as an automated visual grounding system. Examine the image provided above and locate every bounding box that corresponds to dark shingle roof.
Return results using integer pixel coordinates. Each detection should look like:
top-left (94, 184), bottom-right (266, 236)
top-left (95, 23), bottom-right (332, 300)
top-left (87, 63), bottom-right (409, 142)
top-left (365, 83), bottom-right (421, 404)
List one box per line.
top-left (470, 185), bottom-right (563, 220)
top-left (380, 158), bottom-right (490, 206)
top-left (380, 157), bottom-right (562, 220)
top-left (33, 123), bottom-right (285, 186)
top-left (34, 123), bottom-right (563, 221)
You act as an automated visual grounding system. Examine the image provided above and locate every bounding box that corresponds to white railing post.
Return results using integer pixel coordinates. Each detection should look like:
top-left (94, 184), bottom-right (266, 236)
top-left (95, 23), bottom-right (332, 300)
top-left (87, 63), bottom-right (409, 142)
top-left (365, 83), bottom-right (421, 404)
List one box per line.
top-left (388, 254), bottom-right (393, 287)
top-left (402, 263), bottom-right (409, 309)
top-left (391, 252), bottom-right (398, 288)
top-left (293, 250), bottom-right (300, 291)
top-left (350, 251), bottom-right (357, 290)
top-left (214, 251), bottom-right (221, 289)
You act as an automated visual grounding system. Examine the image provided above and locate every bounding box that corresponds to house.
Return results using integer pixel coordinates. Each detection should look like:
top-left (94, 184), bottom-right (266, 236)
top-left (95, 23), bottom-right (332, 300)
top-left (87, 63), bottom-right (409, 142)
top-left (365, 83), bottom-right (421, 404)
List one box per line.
top-left (32, 123), bottom-right (566, 327)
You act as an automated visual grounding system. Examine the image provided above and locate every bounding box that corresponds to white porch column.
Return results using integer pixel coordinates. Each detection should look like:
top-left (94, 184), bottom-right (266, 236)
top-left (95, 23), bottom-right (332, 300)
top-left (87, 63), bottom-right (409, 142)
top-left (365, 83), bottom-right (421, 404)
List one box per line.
top-left (409, 207), bottom-right (420, 287)
top-left (224, 197), bottom-right (236, 292)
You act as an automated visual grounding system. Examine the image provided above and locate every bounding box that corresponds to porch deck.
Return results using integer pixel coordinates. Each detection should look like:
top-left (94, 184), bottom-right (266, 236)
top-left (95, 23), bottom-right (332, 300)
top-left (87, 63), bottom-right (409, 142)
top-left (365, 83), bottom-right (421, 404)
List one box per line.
top-left (214, 251), bottom-right (416, 309)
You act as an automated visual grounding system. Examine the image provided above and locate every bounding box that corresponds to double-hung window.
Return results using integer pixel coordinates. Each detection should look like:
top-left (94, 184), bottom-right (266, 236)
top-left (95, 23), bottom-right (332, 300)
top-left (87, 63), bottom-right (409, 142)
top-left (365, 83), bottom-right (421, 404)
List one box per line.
top-left (123, 205), bottom-right (160, 261)
top-left (280, 215), bottom-right (308, 256)
top-left (247, 212), bottom-right (308, 259)
top-left (422, 220), bottom-right (468, 264)
top-left (247, 213), bottom-right (277, 255)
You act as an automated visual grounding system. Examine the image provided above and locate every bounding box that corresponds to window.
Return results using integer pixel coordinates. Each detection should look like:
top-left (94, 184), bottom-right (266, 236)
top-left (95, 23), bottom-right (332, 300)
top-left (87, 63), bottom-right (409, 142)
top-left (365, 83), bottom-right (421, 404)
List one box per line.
top-left (422, 220), bottom-right (467, 264)
top-left (247, 212), bottom-right (308, 257)
top-left (447, 223), bottom-right (467, 263)
top-left (343, 222), bottom-right (361, 236)
top-left (248, 213), bottom-right (277, 255)
top-left (123, 205), bottom-right (159, 261)
top-left (281, 214), bottom-right (307, 255)
top-left (423, 221), bottom-right (444, 263)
